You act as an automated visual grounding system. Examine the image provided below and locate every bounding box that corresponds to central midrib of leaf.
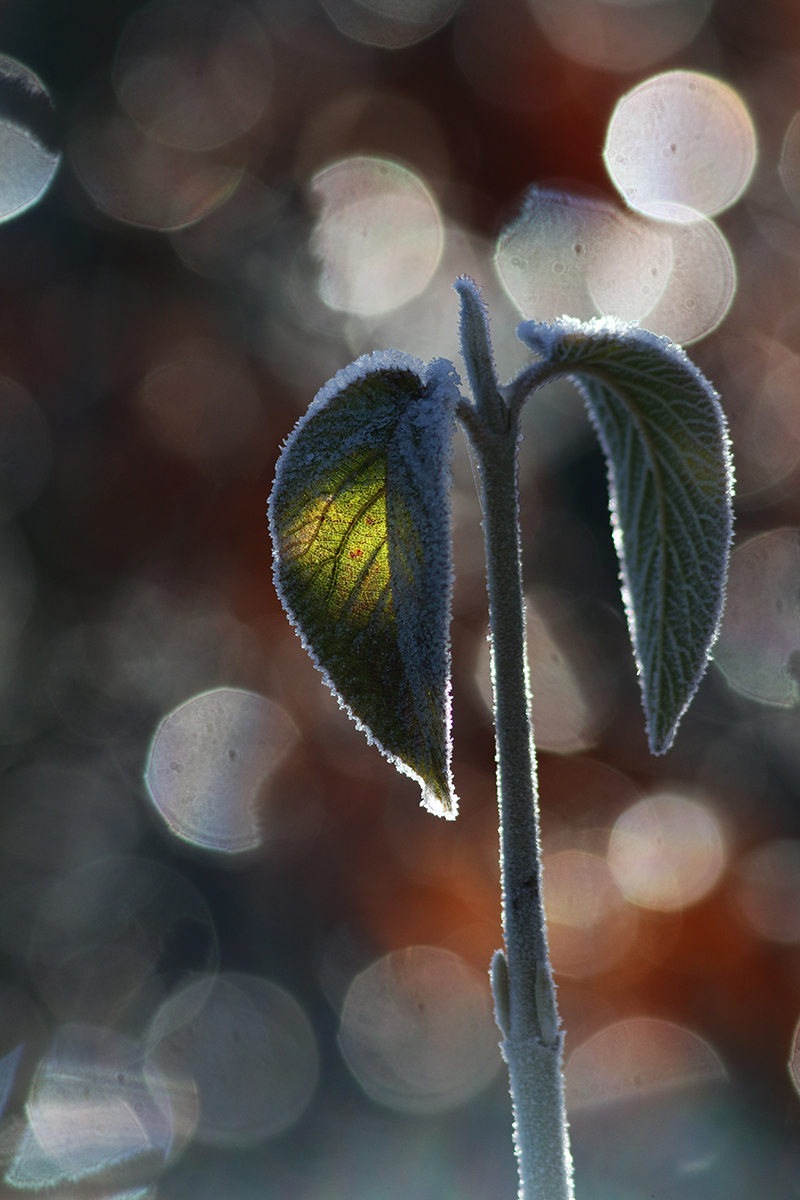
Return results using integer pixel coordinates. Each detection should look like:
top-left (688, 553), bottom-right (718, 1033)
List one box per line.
top-left (580, 364), bottom-right (669, 676)
top-left (574, 358), bottom-right (727, 748)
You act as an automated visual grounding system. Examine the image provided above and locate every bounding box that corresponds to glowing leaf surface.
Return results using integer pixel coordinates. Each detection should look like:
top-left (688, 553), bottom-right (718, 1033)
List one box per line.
top-left (269, 351), bottom-right (460, 816)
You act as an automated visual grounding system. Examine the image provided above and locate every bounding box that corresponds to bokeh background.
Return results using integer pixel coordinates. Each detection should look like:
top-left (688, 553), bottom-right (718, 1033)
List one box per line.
top-left (0, 0), bottom-right (798, 1196)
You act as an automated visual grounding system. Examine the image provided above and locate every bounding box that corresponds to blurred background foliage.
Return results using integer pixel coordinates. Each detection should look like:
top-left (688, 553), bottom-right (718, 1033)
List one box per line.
top-left (0, 0), bottom-right (798, 1197)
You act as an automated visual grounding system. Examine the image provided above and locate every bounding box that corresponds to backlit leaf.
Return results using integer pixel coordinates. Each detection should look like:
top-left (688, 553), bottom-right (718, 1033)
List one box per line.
top-left (517, 317), bottom-right (733, 753)
top-left (269, 350), bottom-right (460, 817)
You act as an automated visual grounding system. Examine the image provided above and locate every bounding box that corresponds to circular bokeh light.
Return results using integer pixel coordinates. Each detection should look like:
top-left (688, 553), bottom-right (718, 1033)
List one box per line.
top-left (604, 71), bottom-right (756, 221)
top-left (565, 1016), bottom-right (726, 1111)
top-left (27, 855), bottom-right (218, 1026)
top-left (320, 0), bottom-right (462, 48)
top-left (714, 529), bottom-right (800, 706)
top-left (0, 56), bottom-right (61, 223)
top-left (146, 972), bottom-right (319, 1145)
top-left (145, 687), bottom-right (298, 854)
top-left (543, 850), bottom-right (637, 977)
top-left (70, 111), bottom-right (242, 232)
top-left (310, 156), bottom-right (443, 315)
top-left (639, 213), bottom-right (736, 344)
top-left (528, 0), bottom-right (714, 74)
top-left (607, 794), bottom-right (725, 911)
top-left (495, 188), bottom-right (621, 323)
top-left (494, 185), bottom-right (734, 342)
top-left (338, 946), bottom-right (500, 1114)
top-left (114, 0), bottom-right (272, 152)
top-left (779, 112), bottom-right (800, 210)
top-left (7, 1023), bottom-right (192, 1190)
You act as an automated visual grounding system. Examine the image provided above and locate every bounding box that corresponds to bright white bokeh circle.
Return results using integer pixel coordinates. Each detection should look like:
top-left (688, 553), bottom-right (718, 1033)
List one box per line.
top-left (495, 184), bottom-right (735, 342)
top-left (604, 71), bottom-right (756, 221)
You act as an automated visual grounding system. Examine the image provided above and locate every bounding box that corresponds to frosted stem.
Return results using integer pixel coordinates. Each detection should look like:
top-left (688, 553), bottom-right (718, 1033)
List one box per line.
top-left (456, 278), bottom-right (574, 1200)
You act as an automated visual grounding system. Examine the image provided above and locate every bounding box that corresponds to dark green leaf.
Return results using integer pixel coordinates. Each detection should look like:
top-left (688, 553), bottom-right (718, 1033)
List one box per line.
top-left (517, 318), bottom-right (734, 753)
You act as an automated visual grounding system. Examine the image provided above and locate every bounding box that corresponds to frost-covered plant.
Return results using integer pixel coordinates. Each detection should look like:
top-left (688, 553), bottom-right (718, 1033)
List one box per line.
top-left (268, 275), bottom-right (733, 1200)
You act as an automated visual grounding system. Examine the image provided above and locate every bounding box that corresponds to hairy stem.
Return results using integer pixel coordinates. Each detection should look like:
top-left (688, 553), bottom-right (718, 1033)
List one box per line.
top-left (456, 279), bottom-right (574, 1200)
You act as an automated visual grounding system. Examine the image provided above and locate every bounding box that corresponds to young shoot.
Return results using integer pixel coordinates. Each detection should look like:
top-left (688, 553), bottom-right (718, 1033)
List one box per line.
top-left (268, 275), bottom-right (733, 1200)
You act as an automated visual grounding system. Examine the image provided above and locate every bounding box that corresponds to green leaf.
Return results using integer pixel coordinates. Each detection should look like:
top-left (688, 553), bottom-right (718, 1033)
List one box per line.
top-left (268, 350), bottom-right (460, 817)
top-left (516, 317), bottom-right (734, 754)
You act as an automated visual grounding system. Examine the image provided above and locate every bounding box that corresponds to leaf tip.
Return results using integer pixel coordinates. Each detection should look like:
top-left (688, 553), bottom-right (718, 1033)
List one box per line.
top-left (646, 723), bottom-right (677, 757)
top-left (422, 783), bottom-right (458, 820)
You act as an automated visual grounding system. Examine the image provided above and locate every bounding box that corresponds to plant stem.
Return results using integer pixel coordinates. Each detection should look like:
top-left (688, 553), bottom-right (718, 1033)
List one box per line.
top-left (480, 424), bottom-right (574, 1200)
top-left (455, 279), bottom-right (574, 1200)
